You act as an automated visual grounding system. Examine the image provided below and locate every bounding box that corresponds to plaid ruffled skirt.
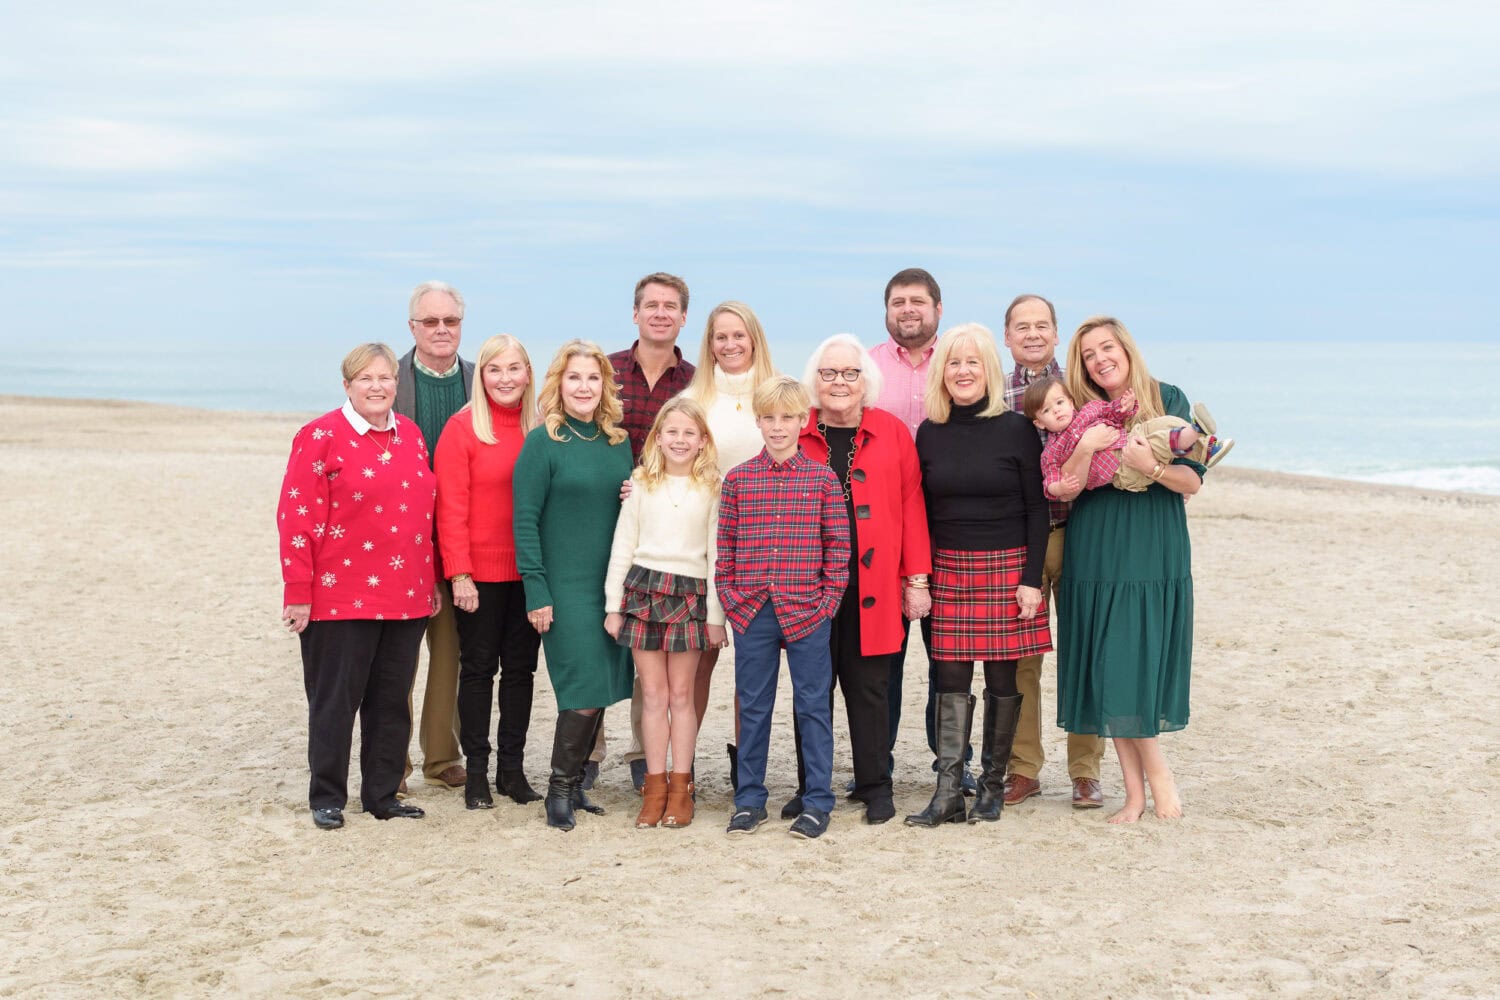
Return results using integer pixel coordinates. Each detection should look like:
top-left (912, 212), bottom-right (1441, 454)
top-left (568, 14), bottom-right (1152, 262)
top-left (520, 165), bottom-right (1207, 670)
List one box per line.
top-left (615, 565), bottom-right (710, 653)
top-left (930, 547), bottom-right (1053, 661)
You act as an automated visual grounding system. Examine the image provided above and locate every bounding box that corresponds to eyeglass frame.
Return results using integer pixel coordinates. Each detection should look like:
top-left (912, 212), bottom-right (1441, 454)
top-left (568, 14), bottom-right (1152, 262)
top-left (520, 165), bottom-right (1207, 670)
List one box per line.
top-left (816, 367), bottom-right (863, 382)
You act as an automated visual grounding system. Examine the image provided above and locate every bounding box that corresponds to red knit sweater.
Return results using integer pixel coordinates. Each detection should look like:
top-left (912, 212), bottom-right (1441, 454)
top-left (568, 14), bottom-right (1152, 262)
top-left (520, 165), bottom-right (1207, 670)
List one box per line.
top-left (278, 407), bottom-right (438, 620)
top-left (434, 398), bottom-right (524, 582)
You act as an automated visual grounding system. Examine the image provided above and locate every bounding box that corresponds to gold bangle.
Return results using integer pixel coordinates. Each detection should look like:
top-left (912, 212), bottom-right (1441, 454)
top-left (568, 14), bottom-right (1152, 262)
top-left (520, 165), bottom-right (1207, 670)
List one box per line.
top-left (905, 582), bottom-right (929, 590)
top-left (451, 573), bottom-right (472, 583)
top-left (1150, 462), bottom-right (1166, 481)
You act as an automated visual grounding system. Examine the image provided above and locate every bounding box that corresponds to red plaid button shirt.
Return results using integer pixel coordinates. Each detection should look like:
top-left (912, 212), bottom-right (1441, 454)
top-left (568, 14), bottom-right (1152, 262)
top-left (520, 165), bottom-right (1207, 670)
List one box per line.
top-left (608, 343), bottom-right (696, 461)
top-left (715, 449), bottom-right (851, 641)
top-left (1004, 361), bottom-right (1072, 526)
top-left (1039, 397), bottom-right (1132, 493)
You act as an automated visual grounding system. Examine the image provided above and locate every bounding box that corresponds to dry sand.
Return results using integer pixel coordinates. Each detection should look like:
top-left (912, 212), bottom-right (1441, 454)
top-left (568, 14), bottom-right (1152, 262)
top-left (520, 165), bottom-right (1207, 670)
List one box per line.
top-left (2, 395), bottom-right (1497, 999)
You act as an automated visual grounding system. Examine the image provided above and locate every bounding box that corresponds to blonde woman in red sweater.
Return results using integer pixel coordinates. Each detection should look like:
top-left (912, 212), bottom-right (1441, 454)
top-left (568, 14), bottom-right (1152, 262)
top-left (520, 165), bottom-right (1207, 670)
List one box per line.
top-left (278, 343), bottom-right (438, 830)
top-left (435, 334), bottom-right (542, 810)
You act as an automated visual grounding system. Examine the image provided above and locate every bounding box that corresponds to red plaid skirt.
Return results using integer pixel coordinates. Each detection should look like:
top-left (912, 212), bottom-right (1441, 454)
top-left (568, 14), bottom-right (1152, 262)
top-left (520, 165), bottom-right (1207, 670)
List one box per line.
top-left (615, 565), bottom-right (710, 653)
top-left (930, 547), bottom-right (1052, 660)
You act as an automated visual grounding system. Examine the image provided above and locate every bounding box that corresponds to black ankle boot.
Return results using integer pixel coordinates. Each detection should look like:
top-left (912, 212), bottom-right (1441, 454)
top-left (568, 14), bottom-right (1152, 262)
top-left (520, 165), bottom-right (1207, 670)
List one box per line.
top-left (905, 692), bottom-right (976, 827)
top-left (497, 766), bottom-right (542, 805)
top-left (465, 763), bottom-right (494, 810)
top-left (969, 691), bottom-right (1022, 823)
top-left (546, 711), bottom-right (597, 831)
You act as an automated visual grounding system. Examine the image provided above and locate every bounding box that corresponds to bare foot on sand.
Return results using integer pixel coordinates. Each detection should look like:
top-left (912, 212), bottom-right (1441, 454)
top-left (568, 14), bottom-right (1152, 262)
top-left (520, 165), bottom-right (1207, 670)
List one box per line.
top-left (1108, 797), bottom-right (1145, 824)
top-left (1148, 771), bottom-right (1182, 819)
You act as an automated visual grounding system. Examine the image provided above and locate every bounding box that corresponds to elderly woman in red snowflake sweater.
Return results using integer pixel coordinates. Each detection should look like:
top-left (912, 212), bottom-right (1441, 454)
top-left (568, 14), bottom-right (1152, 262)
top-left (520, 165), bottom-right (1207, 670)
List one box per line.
top-left (277, 342), bottom-right (439, 831)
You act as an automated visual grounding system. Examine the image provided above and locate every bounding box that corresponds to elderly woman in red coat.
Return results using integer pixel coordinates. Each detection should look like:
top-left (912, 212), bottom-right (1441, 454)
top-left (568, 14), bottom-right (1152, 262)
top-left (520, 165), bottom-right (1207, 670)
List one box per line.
top-left (779, 333), bottom-right (932, 824)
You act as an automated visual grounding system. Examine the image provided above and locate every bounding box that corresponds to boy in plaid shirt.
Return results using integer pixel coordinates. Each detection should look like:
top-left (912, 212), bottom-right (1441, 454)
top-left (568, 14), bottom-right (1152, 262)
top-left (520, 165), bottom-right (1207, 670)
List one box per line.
top-left (716, 376), bottom-right (850, 839)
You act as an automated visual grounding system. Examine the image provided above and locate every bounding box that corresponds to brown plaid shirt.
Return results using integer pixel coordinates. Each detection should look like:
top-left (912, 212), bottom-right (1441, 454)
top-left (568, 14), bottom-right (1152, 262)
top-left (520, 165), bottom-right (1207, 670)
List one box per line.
top-left (608, 343), bottom-right (696, 461)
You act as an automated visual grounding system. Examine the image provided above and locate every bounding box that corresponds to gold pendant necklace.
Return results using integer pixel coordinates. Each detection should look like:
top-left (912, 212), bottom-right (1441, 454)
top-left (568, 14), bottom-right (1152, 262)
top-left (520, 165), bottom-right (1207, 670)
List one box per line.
top-left (367, 426), bottom-right (397, 462)
top-left (817, 416), bottom-right (860, 502)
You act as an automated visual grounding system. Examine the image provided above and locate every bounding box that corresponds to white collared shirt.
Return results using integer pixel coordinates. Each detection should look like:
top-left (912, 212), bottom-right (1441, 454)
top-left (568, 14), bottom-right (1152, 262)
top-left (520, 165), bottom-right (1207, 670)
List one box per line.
top-left (341, 399), bottom-right (396, 434)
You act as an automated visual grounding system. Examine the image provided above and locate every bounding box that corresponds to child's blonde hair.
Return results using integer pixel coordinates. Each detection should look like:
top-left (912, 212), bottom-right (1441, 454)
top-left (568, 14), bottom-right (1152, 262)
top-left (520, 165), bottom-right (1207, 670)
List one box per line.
top-left (635, 396), bottom-right (721, 493)
top-left (752, 375), bottom-right (810, 420)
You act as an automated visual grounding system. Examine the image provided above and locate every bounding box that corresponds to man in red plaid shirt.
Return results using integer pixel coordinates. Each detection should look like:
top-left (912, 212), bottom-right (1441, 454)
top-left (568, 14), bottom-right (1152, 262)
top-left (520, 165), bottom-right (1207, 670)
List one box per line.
top-left (717, 376), bottom-right (850, 839)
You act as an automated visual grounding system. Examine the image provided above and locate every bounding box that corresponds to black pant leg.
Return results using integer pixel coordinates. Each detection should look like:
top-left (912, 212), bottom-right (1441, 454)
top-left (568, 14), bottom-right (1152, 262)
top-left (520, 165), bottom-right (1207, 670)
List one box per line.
top-left (832, 587), bottom-right (890, 799)
top-left (357, 619), bottom-right (425, 813)
top-left (492, 581), bottom-right (541, 769)
top-left (300, 620), bottom-right (380, 810)
top-left (455, 583), bottom-right (505, 765)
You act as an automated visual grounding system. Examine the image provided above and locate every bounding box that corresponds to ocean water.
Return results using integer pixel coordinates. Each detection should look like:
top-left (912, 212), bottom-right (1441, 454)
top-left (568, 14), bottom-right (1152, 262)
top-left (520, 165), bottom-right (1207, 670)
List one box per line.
top-left (3, 338), bottom-right (1497, 496)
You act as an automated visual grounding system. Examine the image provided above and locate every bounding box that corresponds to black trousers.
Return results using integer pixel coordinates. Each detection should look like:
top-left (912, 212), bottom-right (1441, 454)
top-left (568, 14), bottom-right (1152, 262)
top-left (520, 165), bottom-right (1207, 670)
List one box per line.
top-left (454, 581), bottom-right (541, 770)
top-left (300, 618), bottom-right (425, 812)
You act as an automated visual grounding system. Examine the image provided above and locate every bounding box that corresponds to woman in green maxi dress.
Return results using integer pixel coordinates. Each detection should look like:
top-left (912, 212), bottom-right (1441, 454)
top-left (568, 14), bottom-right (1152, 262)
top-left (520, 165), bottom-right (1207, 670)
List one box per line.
top-left (513, 340), bottom-right (634, 830)
top-left (1056, 318), bottom-right (1206, 825)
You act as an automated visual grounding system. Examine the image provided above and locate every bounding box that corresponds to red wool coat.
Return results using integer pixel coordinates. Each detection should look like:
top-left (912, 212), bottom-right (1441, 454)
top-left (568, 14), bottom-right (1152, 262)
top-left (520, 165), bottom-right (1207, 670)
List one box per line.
top-left (799, 406), bottom-right (931, 656)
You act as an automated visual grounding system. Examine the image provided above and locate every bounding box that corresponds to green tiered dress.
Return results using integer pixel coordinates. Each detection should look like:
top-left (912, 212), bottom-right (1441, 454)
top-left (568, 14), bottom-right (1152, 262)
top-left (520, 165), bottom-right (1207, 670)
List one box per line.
top-left (1056, 382), bottom-right (1204, 738)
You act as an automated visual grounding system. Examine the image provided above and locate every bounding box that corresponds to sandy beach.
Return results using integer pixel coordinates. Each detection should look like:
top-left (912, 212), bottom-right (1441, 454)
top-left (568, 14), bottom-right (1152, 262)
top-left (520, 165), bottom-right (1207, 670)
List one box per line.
top-left (2, 394), bottom-right (1497, 999)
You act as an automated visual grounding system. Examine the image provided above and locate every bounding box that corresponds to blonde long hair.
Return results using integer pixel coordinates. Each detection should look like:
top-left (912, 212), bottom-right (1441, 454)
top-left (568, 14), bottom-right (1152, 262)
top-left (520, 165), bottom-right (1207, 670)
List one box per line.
top-left (924, 323), bottom-right (1009, 424)
top-left (684, 301), bottom-right (778, 406)
top-left (537, 339), bottom-right (629, 445)
top-left (1065, 317), bottom-right (1164, 425)
top-left (634, 397), bottom-right (721, 493)
top-left (468, 334), bottom-right (537, 444)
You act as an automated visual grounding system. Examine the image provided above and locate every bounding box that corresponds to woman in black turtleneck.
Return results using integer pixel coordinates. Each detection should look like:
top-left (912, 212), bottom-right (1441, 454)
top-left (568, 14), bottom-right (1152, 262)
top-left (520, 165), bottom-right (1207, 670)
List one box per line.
top-left (907, 323), bottom-right (1052, 828)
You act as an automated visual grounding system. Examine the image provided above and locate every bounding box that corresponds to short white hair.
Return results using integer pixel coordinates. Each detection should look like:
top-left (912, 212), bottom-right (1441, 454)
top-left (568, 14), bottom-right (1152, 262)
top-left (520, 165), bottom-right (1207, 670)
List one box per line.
top-left (408, 280), bottom-right (466, 320)
top-left (800, 333), bottom-right (884, 407)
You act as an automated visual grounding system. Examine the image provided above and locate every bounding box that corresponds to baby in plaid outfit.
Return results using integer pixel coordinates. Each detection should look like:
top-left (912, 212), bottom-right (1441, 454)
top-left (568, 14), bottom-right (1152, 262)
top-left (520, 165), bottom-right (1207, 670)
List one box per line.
top-left (1024, 377), bottom-right (1233, 496)
top-left (716, 376), bottom-right (850, 840)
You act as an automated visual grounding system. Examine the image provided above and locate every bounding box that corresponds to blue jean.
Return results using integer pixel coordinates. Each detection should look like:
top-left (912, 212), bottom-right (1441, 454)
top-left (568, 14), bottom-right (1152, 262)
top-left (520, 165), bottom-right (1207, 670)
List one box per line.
top-left (733, 604), bottom-right (835, 814)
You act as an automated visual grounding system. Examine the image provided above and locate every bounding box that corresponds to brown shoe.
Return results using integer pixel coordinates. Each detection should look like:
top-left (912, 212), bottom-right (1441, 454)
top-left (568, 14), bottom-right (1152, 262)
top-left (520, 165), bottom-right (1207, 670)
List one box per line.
top-left (1071, 777), bottom-right (1104, 809)
top-left (661, 771), bottom-right (695, 828)
top-left (431, 764), bottom-right (467, 789)
top-left (1002, 773), bottom-right (1041, 806)
top-left (636, 773), bottom-right (668, 829)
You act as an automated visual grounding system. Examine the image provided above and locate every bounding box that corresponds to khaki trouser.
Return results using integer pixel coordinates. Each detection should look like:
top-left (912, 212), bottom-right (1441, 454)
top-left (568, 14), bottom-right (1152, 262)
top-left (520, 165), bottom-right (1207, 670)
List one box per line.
top-left (589, 678), bottom-right (645, 765)
top-left (405, 580), bottom-right (463, 780)
top-left (1009, 525), bottom-right (1104, 780)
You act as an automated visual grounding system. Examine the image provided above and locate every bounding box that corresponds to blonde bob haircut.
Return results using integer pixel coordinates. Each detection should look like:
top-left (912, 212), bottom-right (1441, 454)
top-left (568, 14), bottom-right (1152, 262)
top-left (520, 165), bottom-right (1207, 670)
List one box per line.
top-left (800, 333), bottom-right (885, 408)
top-left (341, 342), bottom-right (399, 382)
top-left (752, 375), bottom-right (811, 421)
top-left (1065, 316), bottom-right (1165, 425)
top-left (537, 339), bottom-right (629, 446)
top-left (635, 396), bottom-right (721, 493)
top-left (684, 300), bottom-right (778, 406)
top-left (923, 323), bottom-right (1009, 424)
top-left (467, 334), bottom-right (538, 444)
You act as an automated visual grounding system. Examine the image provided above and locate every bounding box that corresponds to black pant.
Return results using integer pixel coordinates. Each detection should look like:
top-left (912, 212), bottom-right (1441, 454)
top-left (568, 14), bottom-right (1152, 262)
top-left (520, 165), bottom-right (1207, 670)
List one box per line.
top-left (454, 581), bottom-right (541, 770)
top-left (831, 581), bottom-right (893, 801)
top-left (300, 618), bottom-right (425, 812)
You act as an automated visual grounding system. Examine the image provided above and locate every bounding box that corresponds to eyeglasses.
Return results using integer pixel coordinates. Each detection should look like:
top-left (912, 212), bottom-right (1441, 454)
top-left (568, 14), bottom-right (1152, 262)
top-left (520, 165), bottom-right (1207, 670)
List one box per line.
top-left (351, 375), bottom-right (397, 387)
top-left (817, 368), bottom-right (862, 382)
top-left (414, 316), bottom-right (463, 329)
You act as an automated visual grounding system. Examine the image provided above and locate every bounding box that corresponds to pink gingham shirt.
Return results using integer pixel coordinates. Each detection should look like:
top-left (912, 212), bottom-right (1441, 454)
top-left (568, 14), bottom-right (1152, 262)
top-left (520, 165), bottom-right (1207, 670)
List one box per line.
top-left (869, 339), bottom-right (936, 438)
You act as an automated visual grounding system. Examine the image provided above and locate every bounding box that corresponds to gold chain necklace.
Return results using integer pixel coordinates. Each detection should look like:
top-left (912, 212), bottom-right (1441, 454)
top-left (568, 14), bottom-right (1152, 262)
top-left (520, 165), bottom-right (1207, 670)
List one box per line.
top-left (566, 419), bottom-right (601, 442)
top-left (366, 426), bottom-right (397, 462)
top-left (817, 416), bottom-right (860, 502)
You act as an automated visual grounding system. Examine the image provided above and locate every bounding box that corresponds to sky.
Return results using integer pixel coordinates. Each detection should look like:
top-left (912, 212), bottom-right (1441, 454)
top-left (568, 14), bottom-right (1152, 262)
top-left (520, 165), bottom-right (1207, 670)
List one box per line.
top-left (2, 1), bottom-right (1498, 401)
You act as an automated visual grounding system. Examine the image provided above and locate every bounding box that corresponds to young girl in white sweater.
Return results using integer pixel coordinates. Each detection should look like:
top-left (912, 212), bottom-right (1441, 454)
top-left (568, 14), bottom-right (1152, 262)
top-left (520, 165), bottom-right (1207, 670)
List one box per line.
top-left (604, 397), bottom-right (725, 829)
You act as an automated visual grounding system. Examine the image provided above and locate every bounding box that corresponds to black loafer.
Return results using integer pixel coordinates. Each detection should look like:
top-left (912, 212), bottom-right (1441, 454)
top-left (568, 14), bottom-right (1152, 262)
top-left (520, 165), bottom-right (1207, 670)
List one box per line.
top-left (864, 797), bottom-right (896, 825)
top-left (788, 807), bottom-right (831, 840)
top-left (371, 803), bottom-right (425, 820)
top-left (311, 807), bottom-right (344, 830)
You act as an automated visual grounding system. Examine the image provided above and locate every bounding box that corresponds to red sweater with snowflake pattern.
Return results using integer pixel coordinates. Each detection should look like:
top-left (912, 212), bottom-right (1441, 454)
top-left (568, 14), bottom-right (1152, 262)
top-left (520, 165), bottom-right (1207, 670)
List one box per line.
top-left (277, 406), bottom-right (438, 621)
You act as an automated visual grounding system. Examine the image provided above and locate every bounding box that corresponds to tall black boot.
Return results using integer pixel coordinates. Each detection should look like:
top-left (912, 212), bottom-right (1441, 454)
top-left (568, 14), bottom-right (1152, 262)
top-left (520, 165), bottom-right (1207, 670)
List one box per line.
top-left (969, 691), bottom-right (1023, 823)
top-left (905, 692), bottom-right (976, 827)
top-left (545, 711), bottom-right (596, 830)
top-left (465, 757), bottom-right (494, 810)
top-left (571, 711), bottom-right (606, 816)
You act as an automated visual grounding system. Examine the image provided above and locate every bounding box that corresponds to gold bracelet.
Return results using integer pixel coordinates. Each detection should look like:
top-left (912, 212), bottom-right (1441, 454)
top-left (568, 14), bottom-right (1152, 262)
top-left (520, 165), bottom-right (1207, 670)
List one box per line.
top-left (1150, 462), bottom-right (1166, 481)
top-left (451, 573), bottom-right (472, 584)
top-left (905, 580), bottom-right (930, 590)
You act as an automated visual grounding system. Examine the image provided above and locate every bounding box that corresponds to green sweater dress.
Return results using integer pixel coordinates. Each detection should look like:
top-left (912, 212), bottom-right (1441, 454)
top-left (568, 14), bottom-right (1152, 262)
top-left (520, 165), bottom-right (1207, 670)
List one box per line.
top-left (513, 417), bottom-right (634, 711)
top-left (1056, 382), bottom-right (1205, 738)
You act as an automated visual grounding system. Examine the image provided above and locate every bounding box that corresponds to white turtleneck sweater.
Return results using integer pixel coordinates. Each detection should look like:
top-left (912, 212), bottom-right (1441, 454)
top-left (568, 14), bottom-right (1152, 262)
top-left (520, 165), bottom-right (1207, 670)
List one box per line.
top-left (692, 365), bottom-right (767, 475)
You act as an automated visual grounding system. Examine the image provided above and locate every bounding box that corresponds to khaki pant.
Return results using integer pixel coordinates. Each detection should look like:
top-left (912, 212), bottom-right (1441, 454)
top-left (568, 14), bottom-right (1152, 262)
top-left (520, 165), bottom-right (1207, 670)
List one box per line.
top-left (405, 580), bottom-right (463, 780)
top-left (590, 678), bottom-right (646, 765)
top-left (1009, 525), bottom-right (1104, 780)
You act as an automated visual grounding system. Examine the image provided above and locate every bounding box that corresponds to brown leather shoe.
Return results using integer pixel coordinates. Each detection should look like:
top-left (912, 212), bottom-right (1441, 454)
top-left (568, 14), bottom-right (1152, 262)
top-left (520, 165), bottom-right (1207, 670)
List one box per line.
top-left (431, 764), bottom-right (467, 789)
top-left (1071, 777), bottom-right (1104, 809)
top-left (1003, 773), bottom-right (1041, 806)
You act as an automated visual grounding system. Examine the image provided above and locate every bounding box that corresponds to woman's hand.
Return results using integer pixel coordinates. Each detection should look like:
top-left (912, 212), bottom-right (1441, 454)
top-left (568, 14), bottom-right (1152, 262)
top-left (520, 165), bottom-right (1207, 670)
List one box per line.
top-left (707, 624), bottom-right (728, 649)
top-left (604, 611), bottom-right (623, 639)
top-left (903, 585), bottom-right (932, 621)
top-left (1078, 424), bottom-right (1117, 454)
top-left (1120, 433), bottom-right (1156, 474)
top-left (452, 576), bottom-right (479, 613)
top-left (529, 606), bottom-right (554, 633)
top-left (282, 603), bottom-right (311, 634)
top-left (618, 479), bottom-right (634, 502)
top-left (1015, 585), bottom-right (1043, 620)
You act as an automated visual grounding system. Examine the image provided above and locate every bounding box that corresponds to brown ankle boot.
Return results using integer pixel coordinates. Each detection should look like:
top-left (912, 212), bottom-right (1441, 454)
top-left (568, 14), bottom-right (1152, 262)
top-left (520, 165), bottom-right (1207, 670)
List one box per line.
top-left (635, 773), bottom-right (668, 829)
top-left (662, 771), bottom-right (695, 828)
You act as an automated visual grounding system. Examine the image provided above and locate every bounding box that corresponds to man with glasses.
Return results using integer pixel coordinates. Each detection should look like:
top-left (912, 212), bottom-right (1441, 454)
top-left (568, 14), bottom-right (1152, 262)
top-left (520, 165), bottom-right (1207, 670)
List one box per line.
top-left (396, 280), bottom-right (476, 793)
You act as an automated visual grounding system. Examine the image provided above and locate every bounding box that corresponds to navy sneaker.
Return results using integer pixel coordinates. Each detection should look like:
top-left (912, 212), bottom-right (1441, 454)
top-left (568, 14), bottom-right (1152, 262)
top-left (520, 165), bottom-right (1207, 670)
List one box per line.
top-left (788, 808), bottom-right (831, 840)
top-left (726, 805), bottom-right (769, 835)
top-left (629, 758), bottom-right (647, 793)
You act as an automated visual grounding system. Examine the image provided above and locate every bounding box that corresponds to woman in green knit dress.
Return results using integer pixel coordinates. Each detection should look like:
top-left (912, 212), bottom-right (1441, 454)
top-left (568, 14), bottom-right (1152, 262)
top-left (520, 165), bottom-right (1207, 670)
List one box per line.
top-left (513, 339), bottom-right (634, 830)
top-left (1055, 318), bottom-right (1205, 824)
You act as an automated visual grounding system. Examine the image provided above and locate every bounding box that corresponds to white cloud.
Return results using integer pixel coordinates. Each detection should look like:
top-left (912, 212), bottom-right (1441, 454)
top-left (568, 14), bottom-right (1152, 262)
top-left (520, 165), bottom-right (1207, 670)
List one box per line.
top-left (5, 117), bottom-right (247, 172)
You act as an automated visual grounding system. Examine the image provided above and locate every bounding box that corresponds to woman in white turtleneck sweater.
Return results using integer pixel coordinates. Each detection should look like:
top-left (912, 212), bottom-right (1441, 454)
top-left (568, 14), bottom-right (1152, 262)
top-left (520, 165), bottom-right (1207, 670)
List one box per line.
top-left (679, 300), bottom-right (779, 791)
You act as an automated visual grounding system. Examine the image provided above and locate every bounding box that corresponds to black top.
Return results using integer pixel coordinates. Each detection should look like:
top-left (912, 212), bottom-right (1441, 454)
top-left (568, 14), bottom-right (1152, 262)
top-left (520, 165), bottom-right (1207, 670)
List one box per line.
top-left (915, 397), bottom-right (1049, 588)
top-left (822, 423), bottom-right (859, 575)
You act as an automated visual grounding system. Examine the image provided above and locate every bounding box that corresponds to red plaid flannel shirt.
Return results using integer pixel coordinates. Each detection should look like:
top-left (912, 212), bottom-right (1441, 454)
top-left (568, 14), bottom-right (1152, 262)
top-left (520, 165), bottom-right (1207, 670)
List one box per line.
top-left (715, 449), bottom-right (850, 641)
top-left (608, 343), bottom-right (696, 461)
top-left (1005, 361), bottom-right (1072, 526)
top-left (1039, 397), bottom-right (1131, 493)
